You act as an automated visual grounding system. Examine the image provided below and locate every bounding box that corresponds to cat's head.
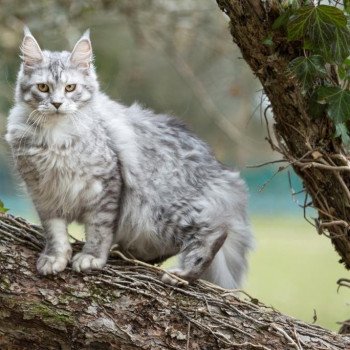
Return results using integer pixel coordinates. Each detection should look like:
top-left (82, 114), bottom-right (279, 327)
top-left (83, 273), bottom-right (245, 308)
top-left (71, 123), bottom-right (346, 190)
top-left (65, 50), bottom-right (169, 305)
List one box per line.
top-left (16, 27), bottom-right (99, 119)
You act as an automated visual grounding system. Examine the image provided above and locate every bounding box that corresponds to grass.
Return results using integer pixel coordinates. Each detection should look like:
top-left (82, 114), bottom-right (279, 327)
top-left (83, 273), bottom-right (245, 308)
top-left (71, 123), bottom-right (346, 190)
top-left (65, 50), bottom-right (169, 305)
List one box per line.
top-left (246, 216), bottom-right (349, 331)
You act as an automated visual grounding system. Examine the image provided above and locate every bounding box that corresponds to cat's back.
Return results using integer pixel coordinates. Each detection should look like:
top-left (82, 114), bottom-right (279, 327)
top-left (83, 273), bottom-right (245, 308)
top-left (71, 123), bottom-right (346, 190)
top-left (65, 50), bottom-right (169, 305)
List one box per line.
top-left (123, 103), bottom-right (244, 199)
top-left (95, 97), bottom-right (244, 201)
top-left (127, 103), bottom-right (216, 167)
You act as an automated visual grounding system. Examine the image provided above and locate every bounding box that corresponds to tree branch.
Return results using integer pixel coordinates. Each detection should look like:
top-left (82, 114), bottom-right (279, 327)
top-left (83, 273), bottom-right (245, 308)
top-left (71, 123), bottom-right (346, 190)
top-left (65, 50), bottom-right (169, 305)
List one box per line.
top-left (0, 213), bottom-right (349, 349)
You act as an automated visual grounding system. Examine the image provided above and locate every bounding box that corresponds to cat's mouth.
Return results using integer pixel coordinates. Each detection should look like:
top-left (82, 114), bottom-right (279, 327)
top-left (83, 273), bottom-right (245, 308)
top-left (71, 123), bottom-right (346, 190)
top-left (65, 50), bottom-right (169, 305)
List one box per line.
top-left (44, 109), bottom-right (67, 116)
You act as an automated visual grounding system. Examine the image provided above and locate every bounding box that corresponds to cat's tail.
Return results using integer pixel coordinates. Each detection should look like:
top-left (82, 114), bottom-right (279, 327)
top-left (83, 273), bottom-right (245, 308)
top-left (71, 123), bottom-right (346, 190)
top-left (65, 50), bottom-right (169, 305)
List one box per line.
top-left (201, 221), bottom-right (253, 289)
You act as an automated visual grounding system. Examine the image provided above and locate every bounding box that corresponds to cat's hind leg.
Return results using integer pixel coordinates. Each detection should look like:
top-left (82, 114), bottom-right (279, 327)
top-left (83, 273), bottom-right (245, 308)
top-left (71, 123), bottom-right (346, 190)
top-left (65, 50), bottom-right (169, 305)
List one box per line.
top-left (161, 226), bottom-right (227, 285)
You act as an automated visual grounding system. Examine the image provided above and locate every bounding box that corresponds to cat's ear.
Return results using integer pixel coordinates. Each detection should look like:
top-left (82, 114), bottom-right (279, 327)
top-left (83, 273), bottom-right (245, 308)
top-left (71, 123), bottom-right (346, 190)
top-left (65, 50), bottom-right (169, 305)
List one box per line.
top-left (70, 30), bottom-right (92, 69)
top-left (20, 26), bottom-right (44, 67)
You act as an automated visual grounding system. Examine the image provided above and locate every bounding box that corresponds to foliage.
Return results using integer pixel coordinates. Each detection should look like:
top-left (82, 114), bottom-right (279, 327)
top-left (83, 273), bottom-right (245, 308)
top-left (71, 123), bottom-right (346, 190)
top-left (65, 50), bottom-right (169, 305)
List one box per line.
top-left (273, 1), bottom-right (350, 143)
top-left (317, 86), bottom-right (350, 123)
top-left (0, 200), bottom-right (8, 213)
top-left (288, 55), bottom-right (327, 89)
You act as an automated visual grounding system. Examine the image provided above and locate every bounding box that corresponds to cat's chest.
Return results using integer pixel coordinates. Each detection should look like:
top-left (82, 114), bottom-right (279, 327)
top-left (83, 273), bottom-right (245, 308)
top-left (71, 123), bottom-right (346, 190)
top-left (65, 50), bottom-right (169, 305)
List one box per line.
top-left (24, 145), bottom-right (86, 178)
top-left (18, 144), bottom-right (105, 215)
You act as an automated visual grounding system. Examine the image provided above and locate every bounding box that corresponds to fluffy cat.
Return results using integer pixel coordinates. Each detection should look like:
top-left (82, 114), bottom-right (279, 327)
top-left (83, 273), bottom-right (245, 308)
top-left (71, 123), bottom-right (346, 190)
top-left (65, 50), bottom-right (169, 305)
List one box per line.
top-left (6, 28), bottom-right (253, 288)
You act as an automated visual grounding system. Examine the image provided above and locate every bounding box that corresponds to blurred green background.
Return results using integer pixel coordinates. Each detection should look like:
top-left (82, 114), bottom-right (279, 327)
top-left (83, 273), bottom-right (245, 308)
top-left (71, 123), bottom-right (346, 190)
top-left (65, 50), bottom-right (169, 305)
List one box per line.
top-left (0, 0), bottom-right (348, 331)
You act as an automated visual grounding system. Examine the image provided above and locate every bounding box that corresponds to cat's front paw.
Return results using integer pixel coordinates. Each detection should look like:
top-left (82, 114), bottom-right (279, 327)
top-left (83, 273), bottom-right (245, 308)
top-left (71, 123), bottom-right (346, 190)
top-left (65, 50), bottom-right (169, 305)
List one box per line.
top-left (37, 251), bottom-right (71, 275)
top-left (72, 253), bottom-right (106, 273)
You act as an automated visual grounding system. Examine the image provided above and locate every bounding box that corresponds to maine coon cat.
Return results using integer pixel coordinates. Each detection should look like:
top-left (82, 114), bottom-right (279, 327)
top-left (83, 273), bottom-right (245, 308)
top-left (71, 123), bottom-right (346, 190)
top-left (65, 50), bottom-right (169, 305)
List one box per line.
top-left (6, 28), bottom-right (253, 288)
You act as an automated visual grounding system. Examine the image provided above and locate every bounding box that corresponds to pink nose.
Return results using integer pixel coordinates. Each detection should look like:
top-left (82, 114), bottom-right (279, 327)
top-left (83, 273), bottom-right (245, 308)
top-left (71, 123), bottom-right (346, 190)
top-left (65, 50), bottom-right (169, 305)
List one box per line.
top-left (51, 102), bottom-right (62, 109)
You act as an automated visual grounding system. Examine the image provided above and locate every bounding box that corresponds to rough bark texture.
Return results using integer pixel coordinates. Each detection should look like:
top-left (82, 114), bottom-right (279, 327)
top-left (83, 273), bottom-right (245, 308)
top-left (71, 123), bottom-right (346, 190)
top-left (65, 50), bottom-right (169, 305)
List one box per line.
top-left (0, 213), bottom-right (349, 349)
top-left (216, 0), bottom-right (350, 268)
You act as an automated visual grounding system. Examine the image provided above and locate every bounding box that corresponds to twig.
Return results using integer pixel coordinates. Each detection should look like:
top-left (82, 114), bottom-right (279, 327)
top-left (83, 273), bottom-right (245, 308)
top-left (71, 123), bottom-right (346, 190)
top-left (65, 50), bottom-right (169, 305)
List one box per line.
top-left (186, 321), bottom-right (191, 350)
top-left (258, 165), bottom-right (288, 192)
top-left (295, 161), bottom-right (350, 172)
top-left (293, 326), bottom-right (304, 350)
top-left (109, 246), bottom-right (189, 286)
top-left (337, 278), bottom-right (350, 291)
top-left (319, 220), bottom-right (349, 229)
top-left (246, 159), bottom-right (287, 168)
top-left (270, 323), bottom-right (302, 350)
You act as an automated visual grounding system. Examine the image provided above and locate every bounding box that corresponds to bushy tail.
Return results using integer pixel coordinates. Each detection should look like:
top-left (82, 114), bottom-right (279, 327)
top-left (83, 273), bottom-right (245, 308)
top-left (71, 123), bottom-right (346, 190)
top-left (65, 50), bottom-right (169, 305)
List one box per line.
top-left (201, 221), bottom-right (253, 289)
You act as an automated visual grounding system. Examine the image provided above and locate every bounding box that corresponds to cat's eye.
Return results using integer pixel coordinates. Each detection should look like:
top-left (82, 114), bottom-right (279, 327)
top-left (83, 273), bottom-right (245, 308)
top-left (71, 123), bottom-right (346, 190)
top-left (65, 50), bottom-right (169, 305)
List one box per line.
top-left (37, 84), bottom-right (49, 93)
top-left (65, 84), bottom-right (76, 92)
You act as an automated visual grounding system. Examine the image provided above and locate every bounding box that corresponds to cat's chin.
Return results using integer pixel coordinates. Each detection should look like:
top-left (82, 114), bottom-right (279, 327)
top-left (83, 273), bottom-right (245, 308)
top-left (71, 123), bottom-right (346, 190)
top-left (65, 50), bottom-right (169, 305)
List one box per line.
top-left (43, 110), bottom-right (69, 117)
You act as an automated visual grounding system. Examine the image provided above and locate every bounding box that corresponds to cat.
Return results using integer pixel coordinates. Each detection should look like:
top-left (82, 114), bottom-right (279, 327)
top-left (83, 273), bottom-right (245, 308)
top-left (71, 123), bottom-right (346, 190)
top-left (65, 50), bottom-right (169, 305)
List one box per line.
top-left (6, 28), bottom-right (253, 288)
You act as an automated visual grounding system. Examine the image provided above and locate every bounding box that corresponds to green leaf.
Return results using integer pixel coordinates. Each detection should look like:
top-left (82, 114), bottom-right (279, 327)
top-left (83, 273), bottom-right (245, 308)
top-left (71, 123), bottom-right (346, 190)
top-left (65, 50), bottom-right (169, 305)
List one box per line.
top-left (288, 55), bottom-right (327, 90)
top-left (287, 6), bottom-right (311, 41)
top-left (338, 65), bottom-right (346, 80)
top-left (288, 5), bottom-right (347, 41)
top-left (287, 5), bottom-right (350, 63)
top-left (302, 38), bottom-right (317, 51)
top-left (315, 5), bottom-right (347, 28)
top-left (335, 123), bottom-right (350, 144)
top-left (0, 200), bottom-right (9, 213)
top-left (272, 9), bottom-right (293, 30)
top-left (325, 26), bottom-right (350, 64)
top-left (339, 58), bottom-right (350, 80)
top-left (317, 86), bottom-right (350, 123)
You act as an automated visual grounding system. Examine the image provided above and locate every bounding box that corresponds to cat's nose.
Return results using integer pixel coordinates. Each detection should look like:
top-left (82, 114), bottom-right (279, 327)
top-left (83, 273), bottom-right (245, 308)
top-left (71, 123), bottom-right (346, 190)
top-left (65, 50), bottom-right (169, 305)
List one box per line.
top-left (51, 102), bottom-right (62, 110)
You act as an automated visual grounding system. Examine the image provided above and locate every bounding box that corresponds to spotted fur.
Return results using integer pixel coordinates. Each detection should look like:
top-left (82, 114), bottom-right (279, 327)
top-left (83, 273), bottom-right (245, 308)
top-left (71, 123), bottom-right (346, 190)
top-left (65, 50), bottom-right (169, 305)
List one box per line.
top-left (6, 28), bottom-right (253, 288)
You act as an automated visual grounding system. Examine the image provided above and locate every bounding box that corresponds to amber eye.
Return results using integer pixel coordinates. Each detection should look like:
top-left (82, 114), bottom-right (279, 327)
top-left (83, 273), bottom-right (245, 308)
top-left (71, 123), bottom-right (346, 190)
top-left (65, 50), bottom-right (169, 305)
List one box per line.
top-left (65, 84), bottom-right (76, 92)
top-left (37, 84), bottom-right (49, 92)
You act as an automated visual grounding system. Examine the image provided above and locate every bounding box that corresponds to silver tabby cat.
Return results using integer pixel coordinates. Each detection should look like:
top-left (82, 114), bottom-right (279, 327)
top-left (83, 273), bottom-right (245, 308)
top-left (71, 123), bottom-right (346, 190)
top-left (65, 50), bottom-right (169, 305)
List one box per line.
top-left (6, 28), bottom-right (253, 288)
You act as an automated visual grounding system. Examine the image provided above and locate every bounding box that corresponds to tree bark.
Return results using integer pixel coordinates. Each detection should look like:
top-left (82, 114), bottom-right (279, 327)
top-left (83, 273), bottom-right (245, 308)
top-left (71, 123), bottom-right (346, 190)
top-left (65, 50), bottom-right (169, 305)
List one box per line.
top-left (0, 213), bottom-right (349, 349)
top-left (216, 0), bottom-right (350, 268)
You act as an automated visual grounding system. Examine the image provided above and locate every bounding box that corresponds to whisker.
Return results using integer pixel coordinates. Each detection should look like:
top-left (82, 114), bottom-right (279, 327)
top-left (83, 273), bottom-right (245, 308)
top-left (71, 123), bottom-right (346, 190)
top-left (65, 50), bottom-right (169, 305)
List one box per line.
top-left (17, 110), bottom-right (40, 152)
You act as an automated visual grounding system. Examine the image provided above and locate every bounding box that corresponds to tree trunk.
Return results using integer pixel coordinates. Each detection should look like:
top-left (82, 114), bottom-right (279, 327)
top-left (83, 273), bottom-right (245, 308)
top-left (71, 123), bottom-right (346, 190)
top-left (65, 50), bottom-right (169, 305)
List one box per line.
top-left (216, 0), bottom-right (350, 268)
top-left (0, 213), bottom-right (349, 349)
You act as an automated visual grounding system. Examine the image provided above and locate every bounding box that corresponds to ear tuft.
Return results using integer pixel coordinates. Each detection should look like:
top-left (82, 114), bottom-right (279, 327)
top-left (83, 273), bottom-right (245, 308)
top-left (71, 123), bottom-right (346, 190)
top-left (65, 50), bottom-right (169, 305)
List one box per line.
top-left (70, 30), bottom-right (92, 69)
top-left (23, 26), bottom-right (31, 37)
top-left (20, 27), bottom-right (43, 67)
top-left (82, 29), bottom-right (90, 39)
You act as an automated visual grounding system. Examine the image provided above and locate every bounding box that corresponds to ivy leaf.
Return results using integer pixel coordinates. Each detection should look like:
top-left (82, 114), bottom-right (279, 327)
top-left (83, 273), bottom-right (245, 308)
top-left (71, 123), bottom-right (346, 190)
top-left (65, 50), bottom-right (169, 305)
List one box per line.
top-left (326, 27), bottom-right (350, 64)
top-left (338, 65), bottom-right (346, 80)
top-left (313, 5), bottom-right (347, 28)
top-left (272, 9), bottom-right (293, 30)
top-left (288, 55), bottom-right (327, 90)
top-left (303, 39), bottom-right (317, 51)
top-left (335, 123), bottom-right (350, 144)
top-left (288, 5), bottom-right (347, 41)
top-left (287, 5), bottom-right (350, 63)
top-left (0, 200), bottom-right (9, 213)
top-left (317, 86), bottom-right (350, 123)
top-left (338, 58), bottom-right (350, 80)
top-left (287, 6), bottom-right (311, 41)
